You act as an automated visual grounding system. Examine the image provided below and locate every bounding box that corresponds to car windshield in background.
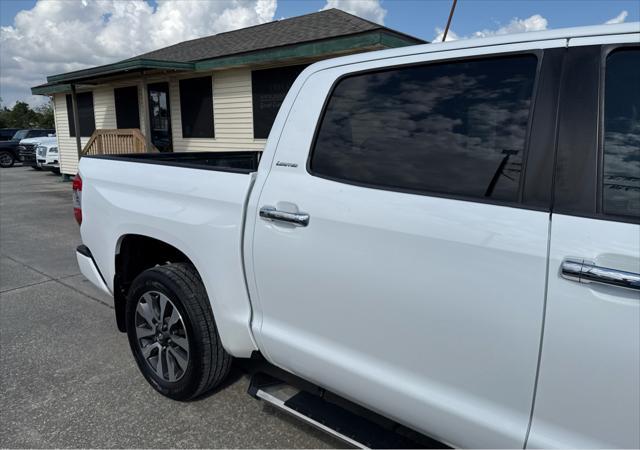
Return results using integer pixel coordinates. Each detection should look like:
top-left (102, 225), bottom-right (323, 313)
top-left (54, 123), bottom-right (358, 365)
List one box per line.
top-left (12, 130), bottom-right (29, 140)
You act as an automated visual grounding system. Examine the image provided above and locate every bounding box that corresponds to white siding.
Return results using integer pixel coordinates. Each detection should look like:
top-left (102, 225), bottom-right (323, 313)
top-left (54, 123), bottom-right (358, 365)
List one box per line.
top-left (94, 86), bottom-right (117, 129)
top-left (136, 81), bottom-right (147, 136)
top-left (54, 93), bottom-right (89, 175)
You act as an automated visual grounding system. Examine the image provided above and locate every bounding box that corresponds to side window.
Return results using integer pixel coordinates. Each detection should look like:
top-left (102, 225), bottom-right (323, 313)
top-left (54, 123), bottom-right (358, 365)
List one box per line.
top-left (310, 55), bottom-right (538, 203)
top-left (603, 48), bottom-right (640, 219)
top-left (65, 92), bottom-right (95, 137)
top-left (179, 76), bottom-right (214, 138)
top-left (115, 86), bottom-right (141, 129)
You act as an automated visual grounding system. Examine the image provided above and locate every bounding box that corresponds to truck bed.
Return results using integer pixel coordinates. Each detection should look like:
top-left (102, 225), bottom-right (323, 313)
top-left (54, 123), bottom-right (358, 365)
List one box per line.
top-left (78, 151), bottom-right (259, 355)
top-left (85, 151), bottom-right (261, 174)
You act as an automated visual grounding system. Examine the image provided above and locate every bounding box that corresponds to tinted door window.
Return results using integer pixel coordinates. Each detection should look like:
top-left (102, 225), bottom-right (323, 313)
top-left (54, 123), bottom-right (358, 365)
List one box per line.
top-left (310, 55), bottom-right (538, 203)
top-left (148, 82), bottom-right (172, 152)
top-left (603, 48), bottom-right (640, 219)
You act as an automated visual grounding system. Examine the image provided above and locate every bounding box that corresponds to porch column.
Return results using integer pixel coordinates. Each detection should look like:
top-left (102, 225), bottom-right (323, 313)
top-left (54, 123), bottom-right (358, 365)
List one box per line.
top-left (70, 84), bottom-right (82, 161)
top-left (140, 74), bottom-right (152, 150)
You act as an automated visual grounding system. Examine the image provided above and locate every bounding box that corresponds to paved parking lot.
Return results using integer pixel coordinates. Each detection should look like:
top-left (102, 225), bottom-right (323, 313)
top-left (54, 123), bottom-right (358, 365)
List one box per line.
top-left (0, 166), bottom-right (342, 448)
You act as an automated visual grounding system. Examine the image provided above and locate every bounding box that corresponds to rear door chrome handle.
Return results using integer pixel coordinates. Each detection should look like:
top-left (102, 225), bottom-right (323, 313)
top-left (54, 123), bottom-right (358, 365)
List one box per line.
top-left (259, 206), bottom-right (309, 227)
top-left (561, 258), bottom-right (640, 291)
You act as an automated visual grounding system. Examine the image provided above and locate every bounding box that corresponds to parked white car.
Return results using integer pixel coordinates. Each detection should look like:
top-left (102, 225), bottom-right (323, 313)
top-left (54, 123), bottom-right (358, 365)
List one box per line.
top-left (18, 135), bottom-right (56, 170)
top-left (73, 23), bottom-right (639, 449)
top-left (35, 139), bottom-right (60, 173)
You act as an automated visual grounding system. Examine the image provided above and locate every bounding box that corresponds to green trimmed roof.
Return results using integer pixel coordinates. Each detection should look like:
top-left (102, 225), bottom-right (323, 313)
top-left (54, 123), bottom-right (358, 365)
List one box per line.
top-left (32, 9), bottom-right (424, 95)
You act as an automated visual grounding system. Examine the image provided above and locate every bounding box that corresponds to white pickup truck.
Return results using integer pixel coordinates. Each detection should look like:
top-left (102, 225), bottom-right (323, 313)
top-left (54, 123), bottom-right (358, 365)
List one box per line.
top-left (75, 23), bottom-right (639, 449)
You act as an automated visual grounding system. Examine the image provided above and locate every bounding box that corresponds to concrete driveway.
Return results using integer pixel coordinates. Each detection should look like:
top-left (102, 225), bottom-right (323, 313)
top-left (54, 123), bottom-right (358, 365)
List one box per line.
top-left (0, 166), bottom-right (341, 448)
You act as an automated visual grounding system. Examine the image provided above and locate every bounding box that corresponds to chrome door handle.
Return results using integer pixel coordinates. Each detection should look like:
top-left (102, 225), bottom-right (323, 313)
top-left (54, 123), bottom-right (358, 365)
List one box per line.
top-left (259, 206), bottom-right (309, 227)
top-left (561, 258), bottom-right (640, 291)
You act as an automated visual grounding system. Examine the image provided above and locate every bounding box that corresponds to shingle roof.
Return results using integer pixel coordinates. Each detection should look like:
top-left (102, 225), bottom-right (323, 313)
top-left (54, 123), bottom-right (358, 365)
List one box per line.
top-left (130, 8), bottom-right (423, 63)
top-left (33, 8), bottom-right (424, 92)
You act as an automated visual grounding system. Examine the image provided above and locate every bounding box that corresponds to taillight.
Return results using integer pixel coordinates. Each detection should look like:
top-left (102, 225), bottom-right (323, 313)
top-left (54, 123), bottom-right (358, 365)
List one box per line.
top-left (72, 174), bottom-right (82, 225)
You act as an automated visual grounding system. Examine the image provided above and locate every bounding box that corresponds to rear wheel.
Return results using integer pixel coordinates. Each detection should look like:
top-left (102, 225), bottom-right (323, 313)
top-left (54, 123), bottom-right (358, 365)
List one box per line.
top-left (0, 151), bottom-right (15, 168)
top-left (126, 263), bottom-right (232, 400)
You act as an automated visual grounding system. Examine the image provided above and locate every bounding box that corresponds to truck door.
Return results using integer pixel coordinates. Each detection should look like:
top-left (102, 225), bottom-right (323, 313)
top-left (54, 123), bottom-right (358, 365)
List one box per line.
top-left (528, 45), bottom-right (640, 448)
top-left (249, 44), bottom-right (564, 448)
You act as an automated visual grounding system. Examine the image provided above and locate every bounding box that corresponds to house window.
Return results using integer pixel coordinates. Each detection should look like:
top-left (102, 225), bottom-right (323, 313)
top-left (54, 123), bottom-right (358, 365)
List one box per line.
top-left (252, 64), bottom-right (307, 139)
top-left (179, 76), bottom-right (214, 138)
top-left (66, 92), bottom-right (95, 137)
top-left (114, 86), bottom-right (141, 129)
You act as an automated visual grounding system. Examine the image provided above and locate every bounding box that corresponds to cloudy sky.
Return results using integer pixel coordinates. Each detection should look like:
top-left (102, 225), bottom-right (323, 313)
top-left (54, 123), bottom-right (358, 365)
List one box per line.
top-left (1, 0), bottom-right (637, 107)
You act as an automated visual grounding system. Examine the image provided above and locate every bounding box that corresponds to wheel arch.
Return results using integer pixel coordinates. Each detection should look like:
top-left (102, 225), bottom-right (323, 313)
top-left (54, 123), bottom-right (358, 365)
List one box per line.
top-left (108, 227), bottom-right (257, 358)
top-left (113, 234), bottom-right (200, 333)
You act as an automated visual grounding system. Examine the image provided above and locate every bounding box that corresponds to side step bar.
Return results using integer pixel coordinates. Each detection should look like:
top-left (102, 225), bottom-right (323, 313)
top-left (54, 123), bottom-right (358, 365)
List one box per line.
top-left (254, 383), bottom-right (366, 448)
top-left (248, 372), bottom-right (445, 449)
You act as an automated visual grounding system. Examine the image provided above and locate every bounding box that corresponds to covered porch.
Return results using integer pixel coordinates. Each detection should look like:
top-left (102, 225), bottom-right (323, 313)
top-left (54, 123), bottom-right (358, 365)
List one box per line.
top-left (32, 58), bottom-right (194, 162)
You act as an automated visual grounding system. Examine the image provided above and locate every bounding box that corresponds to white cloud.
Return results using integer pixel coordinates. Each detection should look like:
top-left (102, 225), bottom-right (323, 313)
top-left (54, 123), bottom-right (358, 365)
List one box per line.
top-left (605, 10), bottom-right (628, 24)
top-left (471, 14), bottom-right (548, 37)
top-left (433, 27), bottom-right (459, 42)
top-left (0, 0), bottom-right (277, 106)
top-left (432, 14), bottom-right (548, 42)
top-left (321, 0), bottom-right (386, 25)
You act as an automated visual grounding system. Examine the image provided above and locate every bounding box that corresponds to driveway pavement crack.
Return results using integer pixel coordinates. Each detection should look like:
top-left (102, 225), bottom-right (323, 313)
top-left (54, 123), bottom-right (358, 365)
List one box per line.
top-left (1, 254), bottom-right (112, 309)
top-left (0, 279), bottom-right (53, 294)
top-left (55, 278), bottom-right (114, 310)
top-left (2, 254), bottom-right (67, 279)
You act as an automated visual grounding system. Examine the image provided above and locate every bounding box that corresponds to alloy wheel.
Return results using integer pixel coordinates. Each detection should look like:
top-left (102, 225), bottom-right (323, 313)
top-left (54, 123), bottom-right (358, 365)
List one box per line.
top-left (135, 291), bottom-right (190, 382)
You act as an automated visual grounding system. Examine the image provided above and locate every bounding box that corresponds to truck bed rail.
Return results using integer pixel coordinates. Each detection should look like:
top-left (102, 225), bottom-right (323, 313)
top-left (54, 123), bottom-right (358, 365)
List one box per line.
top-left (85, 151), bottom-right (261, 174)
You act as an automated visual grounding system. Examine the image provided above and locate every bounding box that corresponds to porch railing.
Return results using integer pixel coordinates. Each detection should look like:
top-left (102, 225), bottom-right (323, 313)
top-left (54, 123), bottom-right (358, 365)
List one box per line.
top-left (82, 129), bottom-right (157, 156)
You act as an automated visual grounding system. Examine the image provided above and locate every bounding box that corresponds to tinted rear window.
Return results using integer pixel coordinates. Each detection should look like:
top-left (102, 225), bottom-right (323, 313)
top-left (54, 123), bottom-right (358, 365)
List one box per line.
top-left (310, 55), bottom-right (538, 203)
top-left (603, 48), bottom-right (640, 219)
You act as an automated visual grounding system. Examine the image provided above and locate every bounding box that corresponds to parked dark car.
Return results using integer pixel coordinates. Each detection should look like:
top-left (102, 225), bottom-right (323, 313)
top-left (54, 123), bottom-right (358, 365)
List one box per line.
top-left (18, 143), bottom-right (38, 169)
top-left (0, 128), bottom-right (20, 141)
top-left (0, 129), bottom-right (54, 168)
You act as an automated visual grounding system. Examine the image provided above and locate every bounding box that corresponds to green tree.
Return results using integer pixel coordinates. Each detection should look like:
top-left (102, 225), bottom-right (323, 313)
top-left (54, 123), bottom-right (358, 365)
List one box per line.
top-left (7, 101), bottom-right (39, 128)
top-left (34, 102), bottom-right (54, 128)
top-left (0, 98), bottom-right (10, 128)
top-left (0, 98), bottom-right (54, 129)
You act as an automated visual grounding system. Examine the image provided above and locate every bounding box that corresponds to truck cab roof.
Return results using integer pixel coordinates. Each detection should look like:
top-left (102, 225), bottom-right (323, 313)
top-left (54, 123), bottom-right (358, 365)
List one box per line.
top-left (304, 22), bottom-right (640, 73)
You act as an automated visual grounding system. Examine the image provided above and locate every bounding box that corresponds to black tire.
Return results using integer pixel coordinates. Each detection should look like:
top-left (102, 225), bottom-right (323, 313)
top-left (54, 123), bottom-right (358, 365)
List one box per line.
top-left (126, 263), bottom-right (232, 400)
top-left (0, 151), bottom-right (15, 168)
top-left (32, 166), bottom-right (42, 171)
